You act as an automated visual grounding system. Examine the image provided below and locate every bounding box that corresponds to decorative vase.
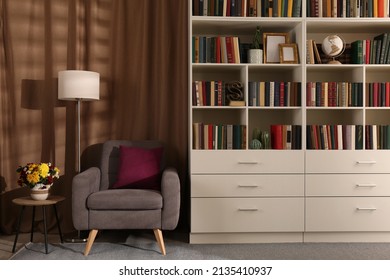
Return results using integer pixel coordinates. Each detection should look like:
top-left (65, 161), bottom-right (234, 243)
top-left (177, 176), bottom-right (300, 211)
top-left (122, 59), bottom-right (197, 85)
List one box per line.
top-left (30, 184), bottom-right (51, 200)
top-left (248, 49), bottom-right (263, 64)
top-left (261, 131), bottom-right (271, 149)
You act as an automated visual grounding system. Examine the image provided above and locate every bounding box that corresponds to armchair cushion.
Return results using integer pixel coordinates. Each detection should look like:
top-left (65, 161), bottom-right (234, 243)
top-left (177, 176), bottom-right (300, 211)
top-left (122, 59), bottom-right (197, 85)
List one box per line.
top-left (111, 145), bottom-right (163, 190)
top-left (87, 189), bottom-right (163, 210)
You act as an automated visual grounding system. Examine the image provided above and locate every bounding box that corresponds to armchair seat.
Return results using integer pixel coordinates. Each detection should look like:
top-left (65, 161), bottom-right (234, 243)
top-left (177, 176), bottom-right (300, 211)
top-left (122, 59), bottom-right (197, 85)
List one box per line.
top-left (72, 140), bottom-right (180, 256)
top-left (87, 189), bottom-right (163, 210)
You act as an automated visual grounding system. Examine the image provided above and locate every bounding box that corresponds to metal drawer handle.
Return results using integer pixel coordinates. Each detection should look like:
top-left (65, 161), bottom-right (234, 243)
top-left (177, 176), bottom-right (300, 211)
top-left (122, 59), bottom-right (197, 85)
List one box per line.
top-left (238, 185), bottom-right (259, 188)
top-left (238, 161), bottom-right (259, 165)
top-left (238, 208), bottom-right (258, 211)
top-left (356, 160), bottom-right (377, 164)
top-left (356, 184), bottom-right (377, 187)
top-left (356, 207), bottom-right (377, 211)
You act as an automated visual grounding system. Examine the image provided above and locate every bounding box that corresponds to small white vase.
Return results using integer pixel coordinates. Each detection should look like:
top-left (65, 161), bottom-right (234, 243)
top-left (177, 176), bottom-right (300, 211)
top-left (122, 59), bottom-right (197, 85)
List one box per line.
top-left (30, 184), bottom-right (51, 200)
top-left (248, 49), bottom-right (263, 64)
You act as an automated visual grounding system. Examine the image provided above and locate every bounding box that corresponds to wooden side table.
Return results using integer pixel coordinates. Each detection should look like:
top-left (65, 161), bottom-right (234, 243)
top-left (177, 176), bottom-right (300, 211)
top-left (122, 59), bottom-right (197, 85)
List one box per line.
top-left (12, 195), bottom-right (65, 254)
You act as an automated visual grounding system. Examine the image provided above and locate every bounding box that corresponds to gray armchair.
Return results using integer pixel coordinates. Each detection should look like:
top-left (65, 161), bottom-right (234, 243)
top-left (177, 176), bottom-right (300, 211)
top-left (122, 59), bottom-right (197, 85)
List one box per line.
top-left (72, 140), bottom-right (180, 256)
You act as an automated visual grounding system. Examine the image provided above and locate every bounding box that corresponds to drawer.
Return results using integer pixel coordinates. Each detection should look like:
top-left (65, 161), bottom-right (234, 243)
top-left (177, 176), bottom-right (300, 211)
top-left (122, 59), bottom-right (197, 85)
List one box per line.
top-left (306, 174), bottom-right (390, 196)
top-left (191, 174), bottom-right (304, 197)
top-left (306, 197), bottom-right (390, 232)
top-left (191, 198), bottom-right (304, 233)
top-left (306, 150), bottom-right (390, 173)
top-left (191, 150), bottom-right (304, 174)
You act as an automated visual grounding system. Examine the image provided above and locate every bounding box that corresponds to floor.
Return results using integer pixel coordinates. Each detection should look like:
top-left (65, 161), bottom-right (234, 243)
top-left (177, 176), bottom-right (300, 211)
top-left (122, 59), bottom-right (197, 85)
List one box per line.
top-left (1, 229), bottom-right (188, 260)
top-left (0, 231), bottom-right (70, 260)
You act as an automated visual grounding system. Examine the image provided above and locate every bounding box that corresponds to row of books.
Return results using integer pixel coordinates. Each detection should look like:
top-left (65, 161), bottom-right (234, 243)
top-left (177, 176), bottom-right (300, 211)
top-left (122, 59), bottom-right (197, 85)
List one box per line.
top-left (366, 125), bottom-right (390, 149)
top-left (248, 81), bottom-right (302, 107)
top-left (192, 0), bottom-right (302, 17)
top-left (193, 123), bottom-right (247, 149)
top-left (366, 82), bottom-right (390, 107)
top-left (306, 82), bottom-right (363, 107)
top-left (307, 0), bottom-right (390, 17)
top-left (351, 34), bottom-right (390, 64)
top-left (192, 80), bottom-right (244, 106)
top-left (270, 125), bottom-right (302, 149)
top-left (193, 123), bottom-right (390, 150)
top-left (193, 36), bottom-right (242, 64)
top-left (307, 124), bottom-right (364, 150)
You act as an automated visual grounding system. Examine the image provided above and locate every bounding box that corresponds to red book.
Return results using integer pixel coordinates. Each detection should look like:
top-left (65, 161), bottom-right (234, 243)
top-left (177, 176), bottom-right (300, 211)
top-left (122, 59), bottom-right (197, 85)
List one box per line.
top-left (271, 125), bottom-right (284, 149)
top-left (378, 0), bottom-right (385, 17)
top-left (216, 37), bottom-right (221, 63)
top-left (225, 37), bottom-right (235, 63)
top-left (279, 82), bottom-right (285, 106)
top-left (365, 40), bottom-right (371, 64)
top-left (208, 124), bottom-right (214, 149)
top-left (373, 82), bottom-right (379, 107)
top-left (386, 82), bottom-right (390, 107)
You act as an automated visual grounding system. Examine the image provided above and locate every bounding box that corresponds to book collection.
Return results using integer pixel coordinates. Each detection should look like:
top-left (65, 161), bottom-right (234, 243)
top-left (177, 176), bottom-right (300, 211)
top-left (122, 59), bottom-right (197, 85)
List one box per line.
top-left (249, 81), bottom-right (301, 106)
top-left (192, 80), bottom-right (245, 106)
top-left (306, 82), bottom-right (363, 107)
top-left (192, 36), bottom-right (242, 64)
top-left (307, 124), bottom-right (364, 149)
top-left (351, 33), bottom-right (390, 64)
top-left (193, 123), bottom-right (247, 149)
top-left (366, 82), bottom-right (390, 106)
top-left (307, 0), bottom-right (390, 17)
top-left (192, 0), bottom-right (302, 17)
top-left (366, 125), bottom-right (390, 149)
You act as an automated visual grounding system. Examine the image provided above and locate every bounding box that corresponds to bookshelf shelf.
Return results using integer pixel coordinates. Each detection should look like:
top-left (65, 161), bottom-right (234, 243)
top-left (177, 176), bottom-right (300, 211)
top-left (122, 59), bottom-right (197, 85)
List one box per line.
top-left (189, 0), bottom-right (390, 244)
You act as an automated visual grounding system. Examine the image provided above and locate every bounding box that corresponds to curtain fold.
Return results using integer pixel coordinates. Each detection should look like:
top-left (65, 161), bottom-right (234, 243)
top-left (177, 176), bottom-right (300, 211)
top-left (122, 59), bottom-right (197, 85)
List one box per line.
top-left (0, 0), bottom-right (188, 234)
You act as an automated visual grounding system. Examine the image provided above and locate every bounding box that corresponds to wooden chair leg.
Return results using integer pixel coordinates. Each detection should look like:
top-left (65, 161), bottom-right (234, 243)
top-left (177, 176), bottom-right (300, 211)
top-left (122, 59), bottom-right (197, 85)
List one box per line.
top-left (153, 229), bottom-right (166, 255)
top-left (84, 229), bottom-right (98, 256)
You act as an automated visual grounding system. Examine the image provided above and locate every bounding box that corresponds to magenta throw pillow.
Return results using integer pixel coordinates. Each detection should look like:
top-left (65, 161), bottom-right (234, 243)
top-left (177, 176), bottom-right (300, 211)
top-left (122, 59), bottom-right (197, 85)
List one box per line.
top-left (111, 145), bottom-right (163, 190)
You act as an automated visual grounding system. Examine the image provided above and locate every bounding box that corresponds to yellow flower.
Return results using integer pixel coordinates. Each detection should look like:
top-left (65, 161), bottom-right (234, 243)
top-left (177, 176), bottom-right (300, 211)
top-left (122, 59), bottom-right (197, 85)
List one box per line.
top-left (27, 172), bottom-right (40, 184)
top-left (53, 167), bottom-right (60, 178)
top-left (39, 163), bottom-right (49, 177)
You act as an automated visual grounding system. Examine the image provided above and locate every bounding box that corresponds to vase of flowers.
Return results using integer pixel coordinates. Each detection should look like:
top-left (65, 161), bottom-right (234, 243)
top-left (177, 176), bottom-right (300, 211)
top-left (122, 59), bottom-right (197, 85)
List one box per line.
top-left (16, 162), bottom-right (60, 200)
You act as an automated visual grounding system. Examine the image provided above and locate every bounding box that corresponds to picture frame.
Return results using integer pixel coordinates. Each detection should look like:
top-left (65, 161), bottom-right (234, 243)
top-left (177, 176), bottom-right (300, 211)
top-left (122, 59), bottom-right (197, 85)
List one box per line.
top-left (263, 33), bottom-right (289, 63)
top-left (279, 43), bottom-right (299, 64)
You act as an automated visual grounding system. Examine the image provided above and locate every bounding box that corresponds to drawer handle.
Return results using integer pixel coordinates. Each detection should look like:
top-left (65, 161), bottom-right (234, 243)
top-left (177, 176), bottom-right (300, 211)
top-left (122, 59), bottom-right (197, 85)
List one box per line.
top-left (356, 160), bottom-right (377, 164)
top-left (238, 185), bottom-right (259, 188)
top-left (238, 208), bottom-right (258, 211)
top-left (356, 207), bottom-right (377, 211)
top-left (238, 161), bottom-right (259, 165)
top-left (355, 184), bottom-right (377, 188)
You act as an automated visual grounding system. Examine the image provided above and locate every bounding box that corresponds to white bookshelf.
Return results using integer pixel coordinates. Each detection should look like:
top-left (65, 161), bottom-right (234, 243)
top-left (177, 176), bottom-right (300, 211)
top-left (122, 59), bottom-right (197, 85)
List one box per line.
top-left (189, 0), bottom-right (390, 243)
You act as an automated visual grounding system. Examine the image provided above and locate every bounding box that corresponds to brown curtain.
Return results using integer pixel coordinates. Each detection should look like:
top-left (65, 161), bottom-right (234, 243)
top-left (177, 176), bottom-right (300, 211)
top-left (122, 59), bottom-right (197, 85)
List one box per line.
top-left (0, 0), bottom-right (188, 234)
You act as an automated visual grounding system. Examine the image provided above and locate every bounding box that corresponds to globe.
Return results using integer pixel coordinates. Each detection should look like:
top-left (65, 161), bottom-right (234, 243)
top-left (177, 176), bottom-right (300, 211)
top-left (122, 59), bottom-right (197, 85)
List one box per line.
top-left (321, 35), bottom-right (345, 64)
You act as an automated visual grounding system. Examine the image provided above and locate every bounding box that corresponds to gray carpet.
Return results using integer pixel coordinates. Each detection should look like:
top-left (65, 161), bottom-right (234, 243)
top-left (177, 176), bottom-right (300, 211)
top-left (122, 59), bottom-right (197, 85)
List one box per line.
top-left (9, 230), bottom-right (390, 260)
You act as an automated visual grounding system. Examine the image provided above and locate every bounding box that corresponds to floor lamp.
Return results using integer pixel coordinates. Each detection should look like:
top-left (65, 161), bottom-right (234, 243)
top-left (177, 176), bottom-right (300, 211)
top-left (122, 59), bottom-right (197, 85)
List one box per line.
top-left (58, 70), bottom-right (100, 173)
top-left (58, 70), bottom-right (99, 242)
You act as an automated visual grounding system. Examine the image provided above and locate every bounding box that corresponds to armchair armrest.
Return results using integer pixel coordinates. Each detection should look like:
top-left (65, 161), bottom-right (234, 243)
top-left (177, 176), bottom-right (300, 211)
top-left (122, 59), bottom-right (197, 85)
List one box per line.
top-left (160, 167), bottom-right (181, 230)
top-left (72, 167), bottom-right (101, 230)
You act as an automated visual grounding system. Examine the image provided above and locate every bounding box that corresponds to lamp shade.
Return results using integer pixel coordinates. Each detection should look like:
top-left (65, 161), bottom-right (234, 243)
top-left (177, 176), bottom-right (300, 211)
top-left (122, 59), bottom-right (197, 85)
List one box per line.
top-left (58, 70), bottom-right (100, 100)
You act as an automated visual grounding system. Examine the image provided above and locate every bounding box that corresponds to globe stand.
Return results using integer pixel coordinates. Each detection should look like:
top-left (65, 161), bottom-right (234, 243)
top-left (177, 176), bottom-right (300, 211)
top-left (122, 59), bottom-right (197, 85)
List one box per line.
top-left (328, 58), bottom-right (342, 64)
top-left (322, 35), bottom-right (345, 65)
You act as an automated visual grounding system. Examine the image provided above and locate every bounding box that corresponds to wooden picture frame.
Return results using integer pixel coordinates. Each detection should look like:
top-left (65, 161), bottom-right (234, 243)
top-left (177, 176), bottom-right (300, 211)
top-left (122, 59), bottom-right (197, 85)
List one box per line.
top-left (263, 33), bottom-right (289, 63)
top-left (279, 43), bottom-right (299, 64)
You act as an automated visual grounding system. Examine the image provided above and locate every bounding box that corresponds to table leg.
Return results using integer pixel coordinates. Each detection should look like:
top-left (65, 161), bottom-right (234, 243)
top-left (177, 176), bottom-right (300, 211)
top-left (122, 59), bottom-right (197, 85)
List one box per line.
top-left (12, 206), bottom-right (25, 253)
top-left (30, 206), bottom-right (36, 242)
top-left (42, 206), bottom-right (48, 254)
top-left (53, 205), bottom-right (63, 243)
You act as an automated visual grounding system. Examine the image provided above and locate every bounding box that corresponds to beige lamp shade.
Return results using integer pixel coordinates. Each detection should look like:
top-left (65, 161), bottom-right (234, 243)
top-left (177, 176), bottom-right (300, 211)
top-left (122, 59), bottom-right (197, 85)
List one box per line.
top-left (58, 70), bottom-right (100, 100)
